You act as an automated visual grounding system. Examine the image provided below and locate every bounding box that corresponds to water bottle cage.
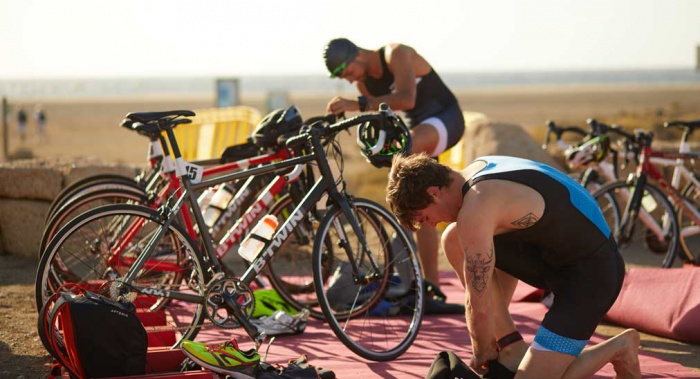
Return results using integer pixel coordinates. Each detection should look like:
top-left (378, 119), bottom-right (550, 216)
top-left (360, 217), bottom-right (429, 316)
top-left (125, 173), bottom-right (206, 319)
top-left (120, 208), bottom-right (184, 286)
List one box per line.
top-left (247, 234), bottom-right (272, 244)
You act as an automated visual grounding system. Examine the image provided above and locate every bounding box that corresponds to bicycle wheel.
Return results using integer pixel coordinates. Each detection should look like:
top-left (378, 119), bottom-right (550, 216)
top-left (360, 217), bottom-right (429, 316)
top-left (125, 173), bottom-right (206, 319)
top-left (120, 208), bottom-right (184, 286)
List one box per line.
top-left (36, 204), bottom-right (210, 348)
top-left (590, 181), bottom-right (622, 234)
top-left (265, 193), bottom-right (333, 320)
top-left (40, 187), bottom-right (147, 259)
top-left (593, 180), bottom-right (679, 268)
top-left (46, 174), bottom-right (140, 222)
top-left (312, 198), bottom-right (423, 361)
top-left (678, 181), bottom-right (700, 264)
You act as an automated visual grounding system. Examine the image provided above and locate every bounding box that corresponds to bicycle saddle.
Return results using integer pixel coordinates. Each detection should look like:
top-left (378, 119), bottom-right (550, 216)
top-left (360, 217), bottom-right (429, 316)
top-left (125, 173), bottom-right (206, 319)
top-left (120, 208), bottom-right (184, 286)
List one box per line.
top-left (125, 110), bottom-right (195, 124)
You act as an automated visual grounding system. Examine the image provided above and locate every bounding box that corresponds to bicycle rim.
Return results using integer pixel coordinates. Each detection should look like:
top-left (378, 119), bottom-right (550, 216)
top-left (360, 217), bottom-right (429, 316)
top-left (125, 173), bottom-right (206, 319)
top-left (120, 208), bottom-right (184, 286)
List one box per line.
top-left (678, 182), bottom-right (700, 264)
top-left (36, 204), bottom-right (210, 348)
top-left (594, 180), bottom-right (679, 268)
top-left (313, 198), bottom-right (423, 361)
top-left (40, 188), bottom-right (147, 259)
top-left (265, 194), bottom-right (332, 319)
top-left (46, 175), bottom-right (141, 222)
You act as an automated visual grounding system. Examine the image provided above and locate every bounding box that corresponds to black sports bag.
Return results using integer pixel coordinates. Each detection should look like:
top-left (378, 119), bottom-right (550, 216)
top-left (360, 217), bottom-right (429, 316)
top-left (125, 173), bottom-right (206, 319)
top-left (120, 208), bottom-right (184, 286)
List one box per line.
top-left (39, 290), bottom-right (148, 378)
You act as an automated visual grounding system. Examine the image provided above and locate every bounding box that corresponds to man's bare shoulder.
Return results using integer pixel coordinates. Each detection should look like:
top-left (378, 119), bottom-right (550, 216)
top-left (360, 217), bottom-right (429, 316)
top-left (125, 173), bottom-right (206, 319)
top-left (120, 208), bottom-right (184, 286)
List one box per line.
top-left (463, 179), bottom-right (545, 233)
top-left (384, 43), bottom-right (419, 60)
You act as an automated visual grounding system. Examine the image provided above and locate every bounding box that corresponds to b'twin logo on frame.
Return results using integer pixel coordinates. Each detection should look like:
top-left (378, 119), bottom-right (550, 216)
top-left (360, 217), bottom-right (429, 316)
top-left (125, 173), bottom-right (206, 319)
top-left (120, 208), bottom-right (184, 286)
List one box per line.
top-left (251, 211), bottom-right (305, 273)
top-left (212, 186), bottom-right (254, 236)
top-left (217, 202), bottom-right (266, 256)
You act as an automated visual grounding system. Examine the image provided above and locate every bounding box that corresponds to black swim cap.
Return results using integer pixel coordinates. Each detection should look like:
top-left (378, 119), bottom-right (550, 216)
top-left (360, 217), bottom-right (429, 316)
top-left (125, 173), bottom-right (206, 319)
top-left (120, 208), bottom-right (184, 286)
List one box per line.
top-left (323, 38), bottom-right (359, 78)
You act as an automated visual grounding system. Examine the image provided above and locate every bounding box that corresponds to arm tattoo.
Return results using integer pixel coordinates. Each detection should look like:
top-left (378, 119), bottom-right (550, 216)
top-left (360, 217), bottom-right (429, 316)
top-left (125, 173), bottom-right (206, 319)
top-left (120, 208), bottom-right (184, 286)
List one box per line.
top-left (465, 244), bottom-right (494, 295)
top-left (512, 212), bottom-right (539, 228)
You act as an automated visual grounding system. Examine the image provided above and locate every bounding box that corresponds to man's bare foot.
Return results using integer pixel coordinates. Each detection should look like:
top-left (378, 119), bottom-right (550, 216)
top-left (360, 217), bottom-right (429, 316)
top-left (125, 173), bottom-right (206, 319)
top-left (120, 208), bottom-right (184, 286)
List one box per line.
top-left (611, 329), bottom-right (642, 379)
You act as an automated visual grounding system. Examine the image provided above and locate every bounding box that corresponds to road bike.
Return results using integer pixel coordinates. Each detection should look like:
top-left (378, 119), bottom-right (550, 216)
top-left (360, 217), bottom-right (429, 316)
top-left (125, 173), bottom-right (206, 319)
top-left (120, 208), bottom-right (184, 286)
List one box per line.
top-left (592, 124), bottom-right (700, 267)
top-left (39, 108), bottom-right (331, 313)
top-left (36, 106), bottom-right (424, 361)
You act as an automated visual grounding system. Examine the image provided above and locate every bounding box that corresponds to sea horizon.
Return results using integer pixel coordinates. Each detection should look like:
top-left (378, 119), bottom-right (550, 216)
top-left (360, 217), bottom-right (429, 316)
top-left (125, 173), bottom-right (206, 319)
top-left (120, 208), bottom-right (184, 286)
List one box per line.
top-left (1, 68), bottom-right (699, 99)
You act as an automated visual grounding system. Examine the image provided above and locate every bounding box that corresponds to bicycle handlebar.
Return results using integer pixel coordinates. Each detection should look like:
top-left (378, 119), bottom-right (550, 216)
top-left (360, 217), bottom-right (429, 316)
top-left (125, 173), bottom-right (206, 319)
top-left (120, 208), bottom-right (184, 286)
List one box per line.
top-left (542, 120), bottom-right (588, 149)
top-left (285, 103), bottom-right (406, 150)
top-left (664, 119), bottom-right (700, 131)
top-left (587, 118), bottom-right (637, 141)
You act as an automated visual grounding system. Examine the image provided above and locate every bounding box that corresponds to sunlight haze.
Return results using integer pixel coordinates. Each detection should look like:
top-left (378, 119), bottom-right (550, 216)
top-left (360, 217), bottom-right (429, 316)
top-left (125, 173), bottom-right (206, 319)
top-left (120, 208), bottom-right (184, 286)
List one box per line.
top-left (1, 0), bottom-right (699, 79)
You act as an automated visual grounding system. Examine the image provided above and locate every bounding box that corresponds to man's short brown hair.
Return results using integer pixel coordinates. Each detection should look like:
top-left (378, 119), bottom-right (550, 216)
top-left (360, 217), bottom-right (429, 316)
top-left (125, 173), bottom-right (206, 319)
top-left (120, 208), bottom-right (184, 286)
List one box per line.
top-left (386, 153), bottom-right (453, 231)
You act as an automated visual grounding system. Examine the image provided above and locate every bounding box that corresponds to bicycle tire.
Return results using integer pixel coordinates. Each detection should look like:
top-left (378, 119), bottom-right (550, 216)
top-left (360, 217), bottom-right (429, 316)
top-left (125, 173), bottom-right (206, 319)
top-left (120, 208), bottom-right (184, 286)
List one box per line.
top-left (40, 187), bottom-right (148, 259)
top-left (46, 174), bottom-right (140, 222)
top-left (36, 203), bottom-right (210, 348)
top-left (593, 180), bottom-right (679, 268)
top-left (264, 193), bottom-right (334, 320)
top-left (678, 181), bottom-right (700, 264)
top-left (589, 181), bottom-right (622, 233)
top-left (312, 198), bottom-right (423, 361)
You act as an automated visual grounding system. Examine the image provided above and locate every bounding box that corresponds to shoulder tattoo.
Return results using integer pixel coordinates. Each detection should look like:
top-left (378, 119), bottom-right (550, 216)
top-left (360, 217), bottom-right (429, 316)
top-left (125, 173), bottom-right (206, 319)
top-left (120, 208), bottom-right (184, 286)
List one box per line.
top-left (465, 244), bottom-right (494, 295)
top-left (512, 213), bottom-right (539, 228)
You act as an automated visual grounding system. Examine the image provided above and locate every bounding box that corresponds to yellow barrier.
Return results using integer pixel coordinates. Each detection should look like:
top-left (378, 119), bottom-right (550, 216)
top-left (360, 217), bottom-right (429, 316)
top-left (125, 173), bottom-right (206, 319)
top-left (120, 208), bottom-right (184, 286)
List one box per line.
top-left (172, 106), bottom-right (263, 160)
top-left (437, 111), bottom-right (486, 170)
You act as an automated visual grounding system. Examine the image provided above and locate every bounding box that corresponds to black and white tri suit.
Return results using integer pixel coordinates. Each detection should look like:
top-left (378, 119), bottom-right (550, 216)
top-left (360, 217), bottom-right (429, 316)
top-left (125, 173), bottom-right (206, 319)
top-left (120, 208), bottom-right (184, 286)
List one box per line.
top-left (363, 47), bottom-right (465, 157)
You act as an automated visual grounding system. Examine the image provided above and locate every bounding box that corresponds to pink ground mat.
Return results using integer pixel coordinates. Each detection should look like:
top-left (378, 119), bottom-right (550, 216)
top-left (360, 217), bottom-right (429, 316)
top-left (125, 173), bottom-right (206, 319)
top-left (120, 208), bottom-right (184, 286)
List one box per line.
top-left (195, 271), bottom-right (700, 378)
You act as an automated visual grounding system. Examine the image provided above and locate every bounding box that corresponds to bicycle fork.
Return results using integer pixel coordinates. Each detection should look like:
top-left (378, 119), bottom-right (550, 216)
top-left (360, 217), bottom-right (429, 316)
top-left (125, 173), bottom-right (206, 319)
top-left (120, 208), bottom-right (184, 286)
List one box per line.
top-left (618, 175), bottom-right (648, 245)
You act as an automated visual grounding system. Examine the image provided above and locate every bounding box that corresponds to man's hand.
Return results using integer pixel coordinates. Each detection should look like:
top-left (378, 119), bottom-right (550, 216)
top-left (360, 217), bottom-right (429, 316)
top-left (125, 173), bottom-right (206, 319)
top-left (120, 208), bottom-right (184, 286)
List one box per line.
top-left (326, 96), bottom-right (358, 115)
top-left (470, 343), bottom-right (499, 374)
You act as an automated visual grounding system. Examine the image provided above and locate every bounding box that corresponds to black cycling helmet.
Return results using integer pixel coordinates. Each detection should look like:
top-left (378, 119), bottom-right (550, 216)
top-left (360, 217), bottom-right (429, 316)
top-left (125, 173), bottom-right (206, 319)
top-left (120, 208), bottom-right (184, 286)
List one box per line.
top-left (357, 113), bottom-right (412, 168)
top-left (252, 105), bottom-right (303, 149)
top-left (323, 38), bottom-right (359, 78)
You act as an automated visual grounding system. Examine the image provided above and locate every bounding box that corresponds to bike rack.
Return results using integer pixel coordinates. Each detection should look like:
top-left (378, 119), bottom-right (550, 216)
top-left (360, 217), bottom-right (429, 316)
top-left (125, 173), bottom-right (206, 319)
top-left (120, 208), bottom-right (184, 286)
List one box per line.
top-left (50, 293), bottom-right (221, 379)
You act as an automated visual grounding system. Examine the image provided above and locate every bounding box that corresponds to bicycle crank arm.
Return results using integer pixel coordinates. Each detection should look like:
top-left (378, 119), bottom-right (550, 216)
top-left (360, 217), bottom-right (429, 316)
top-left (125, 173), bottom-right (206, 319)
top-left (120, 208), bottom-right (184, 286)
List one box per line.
top-left (223, 296), bottom-right (266, 348)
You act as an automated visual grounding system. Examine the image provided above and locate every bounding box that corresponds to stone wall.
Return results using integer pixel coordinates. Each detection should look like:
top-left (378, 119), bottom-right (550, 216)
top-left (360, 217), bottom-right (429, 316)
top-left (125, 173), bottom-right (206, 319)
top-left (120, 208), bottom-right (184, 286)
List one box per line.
top-left (0, 157), bottom-right (139, 260)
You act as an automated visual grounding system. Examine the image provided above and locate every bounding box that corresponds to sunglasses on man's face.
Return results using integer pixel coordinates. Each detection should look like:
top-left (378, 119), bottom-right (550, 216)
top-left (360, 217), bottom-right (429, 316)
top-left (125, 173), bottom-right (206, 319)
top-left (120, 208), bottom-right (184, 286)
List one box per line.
top-left (330, 61), bottom-right (348, 78)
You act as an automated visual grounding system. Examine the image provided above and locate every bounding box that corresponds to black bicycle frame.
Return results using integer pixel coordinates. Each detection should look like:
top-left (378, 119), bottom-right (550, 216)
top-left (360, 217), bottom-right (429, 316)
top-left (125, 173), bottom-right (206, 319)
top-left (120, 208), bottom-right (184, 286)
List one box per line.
top-left (120, 122), bottom-right (383, 343)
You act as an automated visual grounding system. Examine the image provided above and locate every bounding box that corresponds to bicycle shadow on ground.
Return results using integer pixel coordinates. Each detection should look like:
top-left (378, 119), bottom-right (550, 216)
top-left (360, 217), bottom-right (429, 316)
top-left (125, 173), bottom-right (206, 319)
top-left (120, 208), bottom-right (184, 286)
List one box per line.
top-left (0, 254), bottom-right (37, 286)
top-left (0, 341), bottom-right (53, 378)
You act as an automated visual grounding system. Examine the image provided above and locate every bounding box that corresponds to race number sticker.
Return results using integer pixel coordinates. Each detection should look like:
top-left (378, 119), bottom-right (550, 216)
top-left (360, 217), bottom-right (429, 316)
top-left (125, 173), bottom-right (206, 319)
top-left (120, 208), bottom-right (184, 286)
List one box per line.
top-left (175, 157), bottom-right (203, 183)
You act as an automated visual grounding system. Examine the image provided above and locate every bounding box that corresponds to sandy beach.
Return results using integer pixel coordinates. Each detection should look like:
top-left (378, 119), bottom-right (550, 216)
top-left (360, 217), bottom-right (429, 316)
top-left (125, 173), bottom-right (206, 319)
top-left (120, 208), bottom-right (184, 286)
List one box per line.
top-left (4, 82), bottom-right (700, 166)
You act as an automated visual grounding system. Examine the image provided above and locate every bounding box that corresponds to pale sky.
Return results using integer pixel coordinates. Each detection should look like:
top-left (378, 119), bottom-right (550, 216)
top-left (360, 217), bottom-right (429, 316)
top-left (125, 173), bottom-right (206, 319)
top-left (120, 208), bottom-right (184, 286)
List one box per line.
top-left (1, 0), bottom-right (699, 79)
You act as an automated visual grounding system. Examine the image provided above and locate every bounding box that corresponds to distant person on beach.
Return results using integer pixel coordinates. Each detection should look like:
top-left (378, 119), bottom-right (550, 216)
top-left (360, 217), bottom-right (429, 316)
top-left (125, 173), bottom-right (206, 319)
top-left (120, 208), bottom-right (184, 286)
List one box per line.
top-left (34, 105), bottom-right (47, 143)
top-left (17, 107), bottom-right (27, 143)
top-left (387, 153), bottom-right (642, 379)
top-left (322, 38), bottom-right (466, 314)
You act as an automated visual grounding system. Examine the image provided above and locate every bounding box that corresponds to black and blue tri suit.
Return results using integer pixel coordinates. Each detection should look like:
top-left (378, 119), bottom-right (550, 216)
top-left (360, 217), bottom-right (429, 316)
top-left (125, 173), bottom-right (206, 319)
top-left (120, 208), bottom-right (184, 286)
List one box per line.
top-left (461, 156), bottom-right (625, 356)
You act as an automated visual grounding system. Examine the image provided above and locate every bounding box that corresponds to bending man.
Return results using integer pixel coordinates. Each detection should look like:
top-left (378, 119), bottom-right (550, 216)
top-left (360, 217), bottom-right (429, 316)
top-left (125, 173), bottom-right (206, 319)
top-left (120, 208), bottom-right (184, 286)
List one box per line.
top-left (323, 38), bottom-right (465, 312)
top-left (386, 153), bottom-right (641, 378)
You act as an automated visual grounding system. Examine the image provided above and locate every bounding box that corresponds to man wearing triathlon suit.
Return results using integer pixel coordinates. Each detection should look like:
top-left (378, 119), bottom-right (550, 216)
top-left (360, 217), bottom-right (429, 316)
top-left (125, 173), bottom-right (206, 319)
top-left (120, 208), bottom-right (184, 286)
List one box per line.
top-left (386, 153), bottom-right (642, 379)
top-left (323, 38), bottom-right (465, 313)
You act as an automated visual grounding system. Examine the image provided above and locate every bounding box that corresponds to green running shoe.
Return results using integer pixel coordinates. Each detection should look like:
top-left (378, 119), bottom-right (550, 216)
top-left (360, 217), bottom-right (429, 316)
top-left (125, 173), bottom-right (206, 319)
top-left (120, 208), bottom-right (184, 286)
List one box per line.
top-left (252, 289), bottom-right (298, 318)
top-left (180, 338), bottom-right (260, 378)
